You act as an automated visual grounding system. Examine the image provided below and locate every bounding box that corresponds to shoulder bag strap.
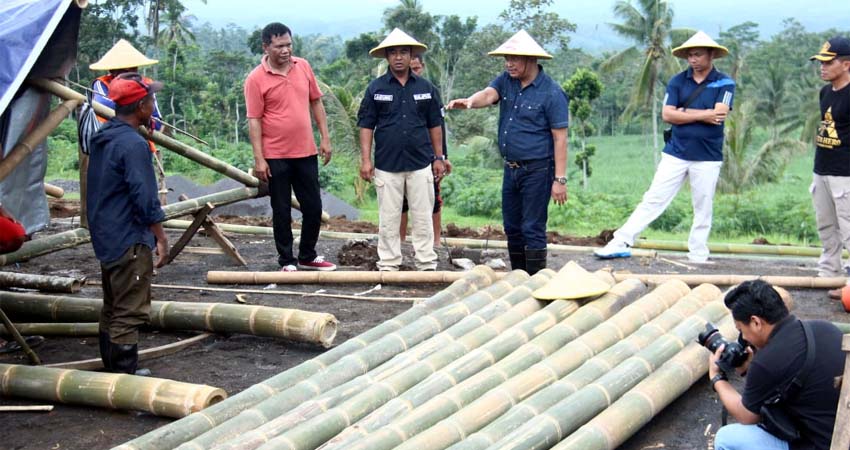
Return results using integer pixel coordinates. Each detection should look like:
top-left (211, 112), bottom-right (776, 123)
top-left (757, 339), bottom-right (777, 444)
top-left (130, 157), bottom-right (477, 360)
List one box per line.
top-left (680, 82), bottom-right (709, 110)
top-left (785, 320), bottom-right (817, 398)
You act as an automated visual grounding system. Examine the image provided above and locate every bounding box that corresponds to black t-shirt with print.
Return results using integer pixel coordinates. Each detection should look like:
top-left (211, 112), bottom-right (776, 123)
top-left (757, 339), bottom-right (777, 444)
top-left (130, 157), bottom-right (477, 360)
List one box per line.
top-left (814, 83), bottom-right (850, 176)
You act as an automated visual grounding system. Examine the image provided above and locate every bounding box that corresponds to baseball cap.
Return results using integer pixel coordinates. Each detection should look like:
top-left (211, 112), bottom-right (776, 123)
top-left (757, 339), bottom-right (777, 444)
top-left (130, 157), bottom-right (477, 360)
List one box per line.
top-left (108, 72), bottom-right (163, 106)
top-left (810, 36), bottom-right (850, 62)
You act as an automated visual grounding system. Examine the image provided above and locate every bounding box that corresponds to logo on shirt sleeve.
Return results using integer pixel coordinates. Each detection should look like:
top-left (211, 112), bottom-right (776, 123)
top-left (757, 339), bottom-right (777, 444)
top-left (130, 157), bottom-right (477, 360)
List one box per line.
top-left (413, 93), bottom-right (432, 101)
top-left (374, 94), bottom-right (393, 102)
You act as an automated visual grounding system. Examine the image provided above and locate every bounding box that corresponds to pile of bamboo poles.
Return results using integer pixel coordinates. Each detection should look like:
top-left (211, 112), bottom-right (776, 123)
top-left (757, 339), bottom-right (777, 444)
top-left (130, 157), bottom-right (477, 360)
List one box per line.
top-left (115, 262), bottom-right (755, 450)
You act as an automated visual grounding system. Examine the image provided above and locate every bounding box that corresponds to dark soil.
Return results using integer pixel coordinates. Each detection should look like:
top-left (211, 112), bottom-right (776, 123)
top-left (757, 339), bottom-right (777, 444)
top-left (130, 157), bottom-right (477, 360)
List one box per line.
top-left (1, 203), bottom-right (848, 450)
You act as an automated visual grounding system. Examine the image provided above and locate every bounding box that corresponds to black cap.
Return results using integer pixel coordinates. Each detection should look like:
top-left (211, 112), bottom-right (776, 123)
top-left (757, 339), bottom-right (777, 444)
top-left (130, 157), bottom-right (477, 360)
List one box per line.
top-left (810, 36), bottom-right (850, 62)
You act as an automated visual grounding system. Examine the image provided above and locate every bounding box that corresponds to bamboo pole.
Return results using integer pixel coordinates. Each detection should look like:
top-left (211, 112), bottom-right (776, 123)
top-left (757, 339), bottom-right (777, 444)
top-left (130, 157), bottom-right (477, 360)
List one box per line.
top-left (488, 300), bottom-right (731, 450)
top-left (421, 284), bottom-right (722, 450)
top-left (632, 238), bottom-right (848, 258)
top-left (0, 363), bottom-right (226, 418)
top-left (163, 221), bottom-right (658, 258)
top-left (0, 292), bottom-right (338, 347)
top-left (0, 308), bottom-right (40, 365)
top-left (208, 270), bottom-right (474, 285)
top-left (551, 315), bottom-right (739, 450)
top-left (147, 282), bottom-right (424, 302)
top-left (614, 272), bottom-right (848, 288)
top-left (44, 183), bottom-right (65, 198)
top-left (831, 334), bottom-right (850, 450)
top-left (214, 270), bottom-right (564, 450)
top-left (115, 267), bottom-right (498, 450)
top-left (834, 322), bottom-right (850, 333)
top-left (171, 271), bottom-right (532, 450)
top-left (0, 322), bottom-right (98, 336)
top-left (319, 278), bottom-right (658, 450)
top-left (0, 99), bottom-right (80, 182)
top-left (0, 271), bottom-right (83, 293)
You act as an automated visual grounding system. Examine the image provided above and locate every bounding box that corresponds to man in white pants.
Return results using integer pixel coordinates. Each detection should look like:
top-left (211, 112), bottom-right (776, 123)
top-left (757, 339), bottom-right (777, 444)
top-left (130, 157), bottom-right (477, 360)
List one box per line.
top-left (358, 29), bottom-right (446, 271)
top-left (595, 31), bottom-right (735, 263)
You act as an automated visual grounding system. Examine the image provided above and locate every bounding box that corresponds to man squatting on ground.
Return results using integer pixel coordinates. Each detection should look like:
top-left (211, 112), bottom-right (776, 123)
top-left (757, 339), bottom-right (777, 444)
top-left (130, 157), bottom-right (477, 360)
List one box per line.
top-left (87, 73), bottom-right (169, 375)
top-left (358, 29), bottom-right (446, 271)
top-left (709, 280), bottom-right (843, 450)
top-left (594, 31), bottom-right (735, 263)
top-left (447, 30), bottom-right (569, 275)
top-left (244, 22), bottom-right (336, 272)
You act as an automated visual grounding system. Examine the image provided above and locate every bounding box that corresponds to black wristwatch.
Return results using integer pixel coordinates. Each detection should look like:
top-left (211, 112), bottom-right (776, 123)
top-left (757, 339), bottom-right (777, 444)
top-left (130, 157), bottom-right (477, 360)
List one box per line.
top-left (432, 155), bottom-right (446, 161)
top-left (710, 372), bottom-right (728, 392)
top-left (554, 176), bottom-right (567, 185)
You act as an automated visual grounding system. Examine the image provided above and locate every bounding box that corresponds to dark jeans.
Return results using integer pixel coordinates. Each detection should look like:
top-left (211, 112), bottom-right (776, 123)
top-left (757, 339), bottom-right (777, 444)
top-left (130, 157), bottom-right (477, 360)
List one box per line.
top-left (502, 158), bottom-right (553, 250)
top-left (100, 244), bottom-right (153, 345)
top-left (268, 155), bottom-right (322, 266)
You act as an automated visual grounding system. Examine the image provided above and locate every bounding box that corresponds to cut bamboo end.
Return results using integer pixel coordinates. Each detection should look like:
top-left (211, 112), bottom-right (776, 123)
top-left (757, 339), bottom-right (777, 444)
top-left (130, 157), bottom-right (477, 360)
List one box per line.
top-left (44, 182), bottom-right (65, 198)
top-left (0, 271), bottom-right (83, 293)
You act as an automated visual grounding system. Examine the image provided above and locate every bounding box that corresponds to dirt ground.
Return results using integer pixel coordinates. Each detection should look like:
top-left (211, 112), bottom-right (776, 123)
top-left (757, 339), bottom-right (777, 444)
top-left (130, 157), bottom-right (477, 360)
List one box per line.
top-left (2, 205), bottom-right (848, 450)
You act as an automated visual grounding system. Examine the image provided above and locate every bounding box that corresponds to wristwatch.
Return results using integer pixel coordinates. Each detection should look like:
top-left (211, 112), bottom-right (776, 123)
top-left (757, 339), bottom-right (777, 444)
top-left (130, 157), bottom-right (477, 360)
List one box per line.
top-left (432, 155), bottom-right (446, 161)
top-left (710, 372), bottom-right (728, 392)
top-left (554, 176), bottom-right (567, 185)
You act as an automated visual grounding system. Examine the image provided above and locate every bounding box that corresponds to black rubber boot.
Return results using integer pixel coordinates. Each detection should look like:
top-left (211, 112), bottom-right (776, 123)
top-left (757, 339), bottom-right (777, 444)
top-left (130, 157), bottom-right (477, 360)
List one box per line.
top-left (99, 331), bottom-right (112, 371)
top-left (109, 342), bottom-right (140, 375)
top-left (525, 248), bottom-right (547, 275)
top-left (508, 245), bottom-right (526, 272)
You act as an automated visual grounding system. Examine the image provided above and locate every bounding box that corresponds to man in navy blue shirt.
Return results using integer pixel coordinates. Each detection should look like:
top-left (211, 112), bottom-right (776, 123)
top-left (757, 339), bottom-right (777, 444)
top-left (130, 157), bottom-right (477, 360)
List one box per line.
top-left (447, 30), bottom-right (569, 275)
top-left (87, 73), bottom-right (168, 375)
top-left (358, 29), bottom-right (446, 271)
top-left (595, 31), bottom-right (735, 263)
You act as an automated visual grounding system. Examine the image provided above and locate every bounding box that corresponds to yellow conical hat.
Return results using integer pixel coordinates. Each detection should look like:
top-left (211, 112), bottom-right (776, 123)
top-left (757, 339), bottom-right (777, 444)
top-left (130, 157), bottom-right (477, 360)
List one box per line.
top-left (672, 30), bottom-right (729, 59)
top-left (90, 39), bottom-right (158, 71)
top-left (369, 28), bottom-right (427, 58)
top-left (532, 261), bottom-right (612, 300)
top-left (488, 29), bottom-right (552, 60)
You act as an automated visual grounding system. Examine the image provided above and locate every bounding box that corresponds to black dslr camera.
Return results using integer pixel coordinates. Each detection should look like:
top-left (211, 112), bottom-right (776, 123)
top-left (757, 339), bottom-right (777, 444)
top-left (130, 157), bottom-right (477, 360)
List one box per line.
top-left (697, 322), bottom-right (749, 373)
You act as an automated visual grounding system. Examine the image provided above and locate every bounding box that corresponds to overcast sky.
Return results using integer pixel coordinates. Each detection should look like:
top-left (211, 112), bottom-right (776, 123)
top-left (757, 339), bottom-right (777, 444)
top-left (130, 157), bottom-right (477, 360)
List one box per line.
top-left (183, 0), bottom-right (850, 52)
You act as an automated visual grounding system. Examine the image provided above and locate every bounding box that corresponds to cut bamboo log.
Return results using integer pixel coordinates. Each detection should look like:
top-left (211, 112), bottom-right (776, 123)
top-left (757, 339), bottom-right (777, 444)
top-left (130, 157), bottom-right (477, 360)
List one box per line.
top-left (0, 292), bottom-right (338, 347)
top-left (208, 270), bottom-right (475, 285)
top-left (0, 99), bottom-right (80, 182)
top-left (0, 322), bottom-right (98, 336)
top-left (46, 333), bottom-right (213, 370)
top-left (0, 363), bottom-right (226, 418)
top-left (44, 183), bottom-right (64, 198)
top-left (215, 270), bottom-right (565, 450)
top-left (319, 279), bottom-right (659, 450)
top-left (172, 271), bottom-right (532, 450)
top-left (115, 267), bottom-right (497, 450)
top-left (831, 334), bottom-right (850, 450)
top-left (551, 315), bottom-right (738, 450)
top-left (632, 238), bottom-right (848, 258)
top-left (0, 271), bottom-right (83, 293)
top-left (489, 300), bottom-right (731, 450)
top-left (425, 284), bottom-right (722, 450)
top-left (614, 272), bottom-right (847, 288)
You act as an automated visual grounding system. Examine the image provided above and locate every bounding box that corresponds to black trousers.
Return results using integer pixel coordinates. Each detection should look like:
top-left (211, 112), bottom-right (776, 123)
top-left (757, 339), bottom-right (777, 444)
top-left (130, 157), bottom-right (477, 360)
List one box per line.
top-left (268, 155), bottom-right (323, 266)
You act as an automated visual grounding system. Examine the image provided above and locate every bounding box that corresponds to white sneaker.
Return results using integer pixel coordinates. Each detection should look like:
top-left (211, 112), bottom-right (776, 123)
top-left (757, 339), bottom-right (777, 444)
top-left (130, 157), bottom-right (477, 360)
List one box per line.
top-left (594, 240), bottom-right (631, 259)
top-left (280, 264), bottom-right (297, 272)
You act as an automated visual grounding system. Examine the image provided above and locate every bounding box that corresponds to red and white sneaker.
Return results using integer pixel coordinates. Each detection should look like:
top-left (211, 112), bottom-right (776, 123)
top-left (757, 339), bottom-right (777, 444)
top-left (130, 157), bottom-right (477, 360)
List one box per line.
top-left (280, 264), bottom-right (297, 272)
top-left (297, 256), bottom-right (337, 271)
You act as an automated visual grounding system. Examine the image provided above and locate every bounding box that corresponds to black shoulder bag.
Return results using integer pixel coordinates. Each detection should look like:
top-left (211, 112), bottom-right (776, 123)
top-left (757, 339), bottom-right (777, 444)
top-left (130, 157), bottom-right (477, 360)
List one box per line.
top-left (757, 320), bottom-right (816, 443)
top-left (663, 82), bottom-right (709, 144)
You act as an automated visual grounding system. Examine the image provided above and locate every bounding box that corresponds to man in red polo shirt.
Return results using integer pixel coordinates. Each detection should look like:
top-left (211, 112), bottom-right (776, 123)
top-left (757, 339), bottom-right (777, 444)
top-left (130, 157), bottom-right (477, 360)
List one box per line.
top-left (244, 22), bottom-right (336, 272)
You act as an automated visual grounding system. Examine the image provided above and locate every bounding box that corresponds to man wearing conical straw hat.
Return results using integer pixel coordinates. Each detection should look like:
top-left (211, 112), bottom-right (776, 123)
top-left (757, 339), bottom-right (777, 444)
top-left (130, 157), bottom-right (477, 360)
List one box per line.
top-left (357, 28), bottom-right (446, 271)
top-left (595, 30), bottom-right (735, 263)
top-left (446, 30), bottom-right (569, 275)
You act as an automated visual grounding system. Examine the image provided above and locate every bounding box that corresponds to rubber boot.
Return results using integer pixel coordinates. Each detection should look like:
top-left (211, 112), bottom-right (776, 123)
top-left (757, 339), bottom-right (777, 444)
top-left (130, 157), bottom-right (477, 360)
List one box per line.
top-left (109, 342), bottom-right (144, 375)
top-left (98, 331), bottom-right (112, 371)
top-left (508, 245), bottom-right (526, 272)
top-left (525, 248), bottom-right (547, 275)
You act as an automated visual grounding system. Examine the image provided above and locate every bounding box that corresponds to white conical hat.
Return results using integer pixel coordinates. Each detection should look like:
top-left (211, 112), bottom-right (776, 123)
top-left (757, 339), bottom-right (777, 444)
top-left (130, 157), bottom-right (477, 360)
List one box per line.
top-left (90, 39), bottom-right (158, 70)
top-left (369, 28), bottom-right (427, 58)
top-left (488, 30), bottom-right (552, 60)
top-left (672, 30), bottom-right (729, 59)
top-left (532, 261), bottom-right (612, 300)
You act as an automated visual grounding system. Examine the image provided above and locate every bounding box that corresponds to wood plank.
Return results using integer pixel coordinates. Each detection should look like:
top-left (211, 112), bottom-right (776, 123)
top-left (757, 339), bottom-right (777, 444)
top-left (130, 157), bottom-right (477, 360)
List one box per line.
top-left (166, 203), bottom-right (214, 265)
top-left (0, 405), bottom-right (54, 412)
top-left (202, 218), bottom-right (247, 266)
top-left (45, 333), bottom-right (214, 370)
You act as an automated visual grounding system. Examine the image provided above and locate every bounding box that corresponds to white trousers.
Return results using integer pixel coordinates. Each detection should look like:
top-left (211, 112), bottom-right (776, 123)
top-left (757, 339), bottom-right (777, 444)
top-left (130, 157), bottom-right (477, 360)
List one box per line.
top-left (811, 174), bottom-right (850, 277)
top-left (375, 167), bottom-right (437, 270)
top-left (613, 153), bottom-right (723, 261)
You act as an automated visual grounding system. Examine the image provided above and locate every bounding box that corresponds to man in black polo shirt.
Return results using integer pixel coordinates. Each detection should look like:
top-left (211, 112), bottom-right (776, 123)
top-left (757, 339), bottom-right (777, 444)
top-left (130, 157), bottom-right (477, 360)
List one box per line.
top-left (709, 280), bottom-right (843, 450)
top-left (358, 28), bottom-right (446, 271)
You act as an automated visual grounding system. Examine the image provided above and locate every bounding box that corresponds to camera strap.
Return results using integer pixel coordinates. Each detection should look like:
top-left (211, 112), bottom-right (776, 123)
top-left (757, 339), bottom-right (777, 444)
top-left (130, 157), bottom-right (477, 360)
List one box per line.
top-left (679, 82), bottom-right (709, 110)
top-left (785, 320), bottom-right (816, 398)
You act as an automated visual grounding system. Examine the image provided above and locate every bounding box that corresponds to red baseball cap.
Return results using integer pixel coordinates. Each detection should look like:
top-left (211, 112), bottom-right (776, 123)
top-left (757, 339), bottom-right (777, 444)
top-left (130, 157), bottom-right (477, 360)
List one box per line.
top-left (108, 72), bottom-right (163, 106)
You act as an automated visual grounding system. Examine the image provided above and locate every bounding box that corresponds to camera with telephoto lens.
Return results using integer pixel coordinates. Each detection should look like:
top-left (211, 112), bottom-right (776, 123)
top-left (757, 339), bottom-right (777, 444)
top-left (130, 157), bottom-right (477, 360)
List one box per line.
top-left (697, 322), bottom-right (749, 373)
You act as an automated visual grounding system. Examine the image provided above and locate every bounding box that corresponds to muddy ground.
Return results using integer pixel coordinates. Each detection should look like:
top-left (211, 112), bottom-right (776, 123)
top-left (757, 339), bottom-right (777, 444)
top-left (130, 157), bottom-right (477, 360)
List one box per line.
top-left (2, 204), bottom-right (848, 450)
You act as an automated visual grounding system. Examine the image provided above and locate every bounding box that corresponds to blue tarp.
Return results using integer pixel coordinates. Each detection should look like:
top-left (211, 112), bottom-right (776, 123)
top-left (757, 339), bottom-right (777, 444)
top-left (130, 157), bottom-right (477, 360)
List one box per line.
top-left (0, 0), bottom-right (71, 117)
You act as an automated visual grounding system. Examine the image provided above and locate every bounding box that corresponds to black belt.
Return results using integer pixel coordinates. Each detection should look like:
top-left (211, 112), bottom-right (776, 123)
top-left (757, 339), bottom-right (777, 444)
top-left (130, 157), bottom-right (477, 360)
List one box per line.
top-left (503, 158), bottom-right (549, 169)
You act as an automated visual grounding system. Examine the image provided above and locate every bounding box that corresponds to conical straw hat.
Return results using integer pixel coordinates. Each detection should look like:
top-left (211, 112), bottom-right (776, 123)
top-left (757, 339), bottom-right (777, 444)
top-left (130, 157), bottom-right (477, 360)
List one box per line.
top-left (90, 39), bottom-right (158, 71)
top-left (369, 28), bottom-right (427, 58)
top-left (672, 30), bottom-right (729, 59)
top-left (532, 261), bottom-right (612, 300)
top-left (488, 29), bottom-right (552, 60)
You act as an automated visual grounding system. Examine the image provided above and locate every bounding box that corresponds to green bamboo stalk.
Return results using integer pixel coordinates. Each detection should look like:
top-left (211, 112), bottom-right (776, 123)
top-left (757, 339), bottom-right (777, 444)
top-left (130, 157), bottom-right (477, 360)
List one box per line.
top-left (0, 363), bottom-right (226, 418)
top-left (169, 270), bottom-right (529, 450)
top-left (318, 278), bottom-right (656, 450)
top-left (0, 292), bottom-right (338, 346)
top-left (214, 270), bottom-right (568, 450)
top-left (632, 238), bottom-right (846, 258)
top-left (488, 300), bottom-right (731, 450)
top-left (422, 283), bottom-right (722, 450)
top-left (614, 273), bottom-right (847, 289)
top-left (0, 271), bottom-right (84, 293)
top-left (0, 322), bottom-right (98, 336)
top-left (834, 322), bottom-right (850, 333)
top-left (552, 315), bottom-right (739, 450)
top-left (116, 266), bottom-right (497, 450)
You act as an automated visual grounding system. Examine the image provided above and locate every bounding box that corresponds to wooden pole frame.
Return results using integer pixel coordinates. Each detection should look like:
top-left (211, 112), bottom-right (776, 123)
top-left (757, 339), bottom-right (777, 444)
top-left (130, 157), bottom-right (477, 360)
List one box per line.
top-left (831, 334), bottom-right (850, 450)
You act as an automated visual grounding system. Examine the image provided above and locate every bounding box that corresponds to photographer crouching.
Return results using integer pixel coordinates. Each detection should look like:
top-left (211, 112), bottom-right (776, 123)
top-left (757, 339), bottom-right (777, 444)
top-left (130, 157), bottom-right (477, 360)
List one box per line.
top-left (707, 280), bottom-right (844, 450)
